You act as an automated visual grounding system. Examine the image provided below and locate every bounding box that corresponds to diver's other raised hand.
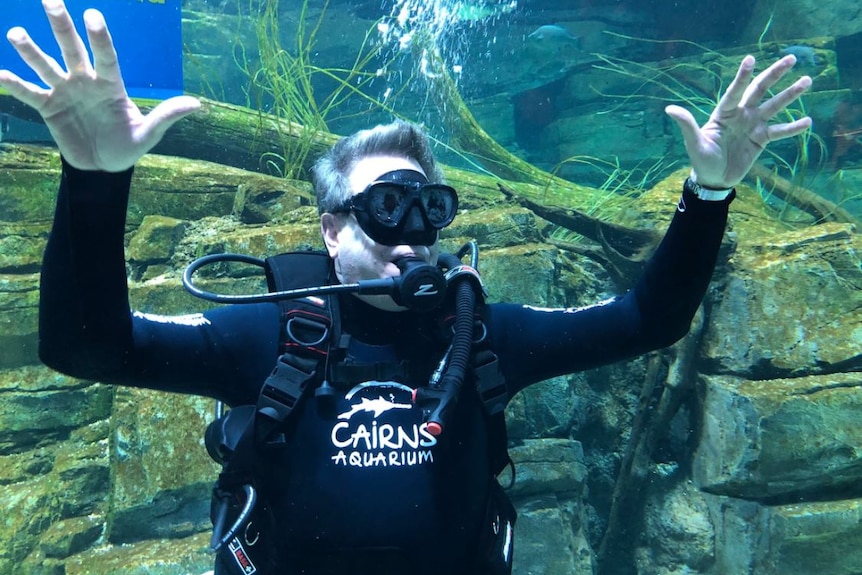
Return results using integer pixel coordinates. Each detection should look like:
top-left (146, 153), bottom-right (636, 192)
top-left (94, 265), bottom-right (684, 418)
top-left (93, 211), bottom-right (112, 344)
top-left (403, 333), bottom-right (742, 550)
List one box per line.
top-left (665, 54), bottom-right (812, 189)
top-left (0, 0), bottom-right (200, 172)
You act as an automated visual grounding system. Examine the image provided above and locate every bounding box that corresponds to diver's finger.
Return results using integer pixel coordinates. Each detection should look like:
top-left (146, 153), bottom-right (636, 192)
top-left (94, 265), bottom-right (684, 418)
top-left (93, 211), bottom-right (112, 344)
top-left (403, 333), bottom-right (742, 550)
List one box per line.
top-left (766, 117), bottom-right (813, 142)
top-left (716, 55), bottom-right (755, 111)
top-left (758, 75), bottom-right (812, 119)
top-left (136, 96), bottom-right (202, 146)
top-left (665, 104), bottom-right (701, 147)
top-left (0, 70), bottom-right (51, 110)
top-left (6, 27), bottom-right (66, 86)
top-left (84, 9), bottom-right (122, 84)
top-left (739, 54), bottom-right (797, 109)
top-left (43, 0), bottom-right (94, 75)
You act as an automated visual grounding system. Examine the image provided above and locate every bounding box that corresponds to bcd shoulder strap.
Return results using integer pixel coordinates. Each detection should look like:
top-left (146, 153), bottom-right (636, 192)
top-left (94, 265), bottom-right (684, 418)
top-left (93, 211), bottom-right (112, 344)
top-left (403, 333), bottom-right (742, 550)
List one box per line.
top-left (253, 251), bottom-right (340, 444)
top-left (469, 315), bottom-right (514, 487)
top-left (265, 251), bottom-right (340, 359)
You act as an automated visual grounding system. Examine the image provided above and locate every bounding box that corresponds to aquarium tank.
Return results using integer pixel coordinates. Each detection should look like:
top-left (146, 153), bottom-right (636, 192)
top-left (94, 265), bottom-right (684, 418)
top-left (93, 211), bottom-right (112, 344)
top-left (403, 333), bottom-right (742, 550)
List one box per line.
top-left (0, 0), bottom-right (860, 574)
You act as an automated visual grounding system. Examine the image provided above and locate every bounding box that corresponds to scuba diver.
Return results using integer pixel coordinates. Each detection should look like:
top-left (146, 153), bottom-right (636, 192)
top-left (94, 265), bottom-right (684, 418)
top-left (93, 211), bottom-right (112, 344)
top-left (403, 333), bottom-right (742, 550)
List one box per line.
top-left (1, 0), bottom-right (813, 573)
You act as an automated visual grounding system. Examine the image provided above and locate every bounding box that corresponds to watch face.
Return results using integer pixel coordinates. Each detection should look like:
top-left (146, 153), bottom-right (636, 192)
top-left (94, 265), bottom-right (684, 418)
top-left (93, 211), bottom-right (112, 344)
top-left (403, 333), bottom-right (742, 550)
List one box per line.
top-left (684, 177), bottom-right (700, 196)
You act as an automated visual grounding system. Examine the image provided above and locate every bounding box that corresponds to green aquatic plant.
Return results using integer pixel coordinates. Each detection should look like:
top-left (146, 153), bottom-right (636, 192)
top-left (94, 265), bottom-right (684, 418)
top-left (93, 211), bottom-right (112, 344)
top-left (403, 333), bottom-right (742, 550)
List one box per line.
top-left (590, 31), bottom-right (729, 118)
top-left (826, 169), bottom-right (862, 211)
top-left (591, 33), bottom-right (839, 225)
top-left (231, 0), bottom-right (403, 179)
top-left (545, 154), bottom-right (675, 244)
top-left (770, 97), bottom-right (828, 177)
top-left (750, 94), bottom-right (837, 223)
top-left (756, 13), bottom-right (775, 51)
top-left (183, 46), bottom-right (228, 103)
top-left (550, 154), bottom-right (673, 210)
top-left (235, 0), bottom-right (331, 179)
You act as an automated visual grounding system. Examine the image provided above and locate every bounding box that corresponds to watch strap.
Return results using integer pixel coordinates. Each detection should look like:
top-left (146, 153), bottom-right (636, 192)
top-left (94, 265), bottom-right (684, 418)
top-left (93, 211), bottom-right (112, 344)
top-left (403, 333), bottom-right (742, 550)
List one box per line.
top-left (684, 177), bottom-right (734, 201)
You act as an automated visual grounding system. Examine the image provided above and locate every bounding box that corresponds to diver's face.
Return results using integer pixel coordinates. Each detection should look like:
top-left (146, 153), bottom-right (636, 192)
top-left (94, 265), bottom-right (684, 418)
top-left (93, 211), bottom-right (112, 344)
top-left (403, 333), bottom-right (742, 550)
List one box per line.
top-left (321, 154), bottom-right (440, 311)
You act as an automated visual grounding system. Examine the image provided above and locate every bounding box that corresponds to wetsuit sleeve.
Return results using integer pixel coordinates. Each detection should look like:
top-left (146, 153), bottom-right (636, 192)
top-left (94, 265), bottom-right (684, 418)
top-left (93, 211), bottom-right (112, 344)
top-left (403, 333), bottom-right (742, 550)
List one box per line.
top-left (487, 187), bottom-right (733, 394)
top-left (38, 159), bottom-right (280, 406)
top-left (39, 159), bottom-right (135, 376)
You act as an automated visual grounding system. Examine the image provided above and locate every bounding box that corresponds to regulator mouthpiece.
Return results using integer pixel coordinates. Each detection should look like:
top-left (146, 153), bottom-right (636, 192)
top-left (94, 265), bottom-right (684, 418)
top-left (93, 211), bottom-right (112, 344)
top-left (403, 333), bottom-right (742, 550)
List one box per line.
top-left (392, 257), bottom-right (447, 312)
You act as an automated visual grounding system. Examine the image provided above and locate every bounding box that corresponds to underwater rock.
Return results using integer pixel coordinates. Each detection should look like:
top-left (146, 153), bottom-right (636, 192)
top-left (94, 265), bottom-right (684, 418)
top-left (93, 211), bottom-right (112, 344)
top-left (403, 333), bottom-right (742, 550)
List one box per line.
top-left (515, 495), bottom-right (596, 575)
top-left (707, 496), bottom-right (862, 575)
top-left (107, 386), bottom-right (218, 544)
top-left (0, 272), bottom-right (39, 369)
top-left (128, 215), bottom-right (188, 269)
top-left (702, 222), bottom-right (862, 377)
top-left (62, 532), bottom-right (213, 575)
top-left (0, 223), bottom-right (48, 273)
top-left (694, 371), bottom-right (862, 500)
top-left (742, 0), bottom-right (862, 44)
top-left (472, 243), bottom-right (563, 304)
top-left (1, 474), bottom-right (68, 572)
top-left (232, 178), bottom-right (312, 224)
top-left (445, 206), bottom-right (545, 250)
top-left (173, 210), bottom-right (323, 265)
top-left (0, 144), bottom-right (63, 223)
top-left (0, 370), bottom-right (112, 453)
top-left (38, 516), bottom-right (104, 560)
top-left (510, 375), bottom-right (582, 440)
top-left (508, 438), bottom-right (587, 499)
top-left (636, 478), bottom-right (715, 573)
top-left (508, 439), bottom-right (594, 575)
top-left (540, 101), bottom-right (675, 183)
top-left (0, 409), bottom-right (111, 574)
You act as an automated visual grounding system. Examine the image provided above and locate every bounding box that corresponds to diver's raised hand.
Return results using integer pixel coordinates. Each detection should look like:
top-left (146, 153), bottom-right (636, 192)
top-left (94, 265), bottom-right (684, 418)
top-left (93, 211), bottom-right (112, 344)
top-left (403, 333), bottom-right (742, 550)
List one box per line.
top-left (0, 0), bottom-right (200, 172)
top-left (665, 54), bottom-right (812, 189)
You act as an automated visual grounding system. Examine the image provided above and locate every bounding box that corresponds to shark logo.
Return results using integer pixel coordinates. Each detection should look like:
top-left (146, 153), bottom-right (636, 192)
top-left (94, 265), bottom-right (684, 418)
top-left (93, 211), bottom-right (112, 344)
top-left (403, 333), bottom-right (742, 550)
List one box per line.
top-left (330, 381), bottom-right (436, 469)
top-left (338, 396), bottom-right (412, 420)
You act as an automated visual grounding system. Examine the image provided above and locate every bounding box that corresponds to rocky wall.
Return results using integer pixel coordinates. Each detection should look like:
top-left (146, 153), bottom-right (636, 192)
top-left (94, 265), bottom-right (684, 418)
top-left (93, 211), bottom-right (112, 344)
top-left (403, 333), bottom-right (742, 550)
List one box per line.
top-left (0, 143), bottom-right (860, 575)
top-left (630, 180), bottom-right (862, 575)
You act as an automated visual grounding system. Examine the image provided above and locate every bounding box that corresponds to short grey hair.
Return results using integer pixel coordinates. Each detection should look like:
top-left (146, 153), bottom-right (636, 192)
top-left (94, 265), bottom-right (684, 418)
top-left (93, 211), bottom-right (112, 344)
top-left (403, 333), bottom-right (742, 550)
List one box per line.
top-left (311, 120), bottom-right (445, 214)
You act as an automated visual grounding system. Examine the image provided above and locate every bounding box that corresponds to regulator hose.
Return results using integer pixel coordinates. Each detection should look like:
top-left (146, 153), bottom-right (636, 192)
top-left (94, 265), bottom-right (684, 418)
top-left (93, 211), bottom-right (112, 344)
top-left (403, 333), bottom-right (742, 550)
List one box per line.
top-left (415, 249), bottom-right (481, 435)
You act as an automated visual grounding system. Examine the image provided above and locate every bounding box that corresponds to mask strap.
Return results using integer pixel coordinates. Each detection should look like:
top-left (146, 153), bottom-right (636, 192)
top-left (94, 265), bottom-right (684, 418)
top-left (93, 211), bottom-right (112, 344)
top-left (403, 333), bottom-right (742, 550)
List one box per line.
top-left (376, 169), bottom-right (428, 184)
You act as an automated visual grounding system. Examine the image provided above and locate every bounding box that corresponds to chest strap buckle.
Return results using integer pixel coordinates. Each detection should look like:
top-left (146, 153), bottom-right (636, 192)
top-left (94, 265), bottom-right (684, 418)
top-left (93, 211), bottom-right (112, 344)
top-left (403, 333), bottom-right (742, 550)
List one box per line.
top-left (255, 353), bottom-right (317, 444)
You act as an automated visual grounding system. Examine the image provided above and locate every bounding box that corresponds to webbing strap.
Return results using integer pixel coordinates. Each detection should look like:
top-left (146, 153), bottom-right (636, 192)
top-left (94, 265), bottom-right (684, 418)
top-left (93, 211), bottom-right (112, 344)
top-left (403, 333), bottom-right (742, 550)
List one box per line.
top-left (473, 349), bottom-right (507, 416)
top-left (472, 347), bottom-right (513, 482)
top-left (255, 352), bottom-right (318, 444)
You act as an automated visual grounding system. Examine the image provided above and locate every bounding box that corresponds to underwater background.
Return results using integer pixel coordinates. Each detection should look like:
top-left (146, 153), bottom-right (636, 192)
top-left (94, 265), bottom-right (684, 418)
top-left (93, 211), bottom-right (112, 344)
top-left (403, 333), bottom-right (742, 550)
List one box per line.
top-left (0, 0), bottom-right (861, 574)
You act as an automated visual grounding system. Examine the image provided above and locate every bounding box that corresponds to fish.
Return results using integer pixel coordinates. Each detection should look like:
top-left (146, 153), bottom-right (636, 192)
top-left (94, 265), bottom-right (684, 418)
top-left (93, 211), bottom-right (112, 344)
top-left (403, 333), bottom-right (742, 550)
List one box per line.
top-left (527, 24), bottom-right (581, 47)
top-left (522, 24), bottom-right (582, 74)
top-left (780, 45), bottom-right (818, 67)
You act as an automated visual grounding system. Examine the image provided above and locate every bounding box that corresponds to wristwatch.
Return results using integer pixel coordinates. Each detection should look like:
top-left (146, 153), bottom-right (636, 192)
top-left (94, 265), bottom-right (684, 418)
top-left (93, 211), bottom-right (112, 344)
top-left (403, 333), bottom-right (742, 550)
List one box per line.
top-left (684, 176), bottom-right (734, 201)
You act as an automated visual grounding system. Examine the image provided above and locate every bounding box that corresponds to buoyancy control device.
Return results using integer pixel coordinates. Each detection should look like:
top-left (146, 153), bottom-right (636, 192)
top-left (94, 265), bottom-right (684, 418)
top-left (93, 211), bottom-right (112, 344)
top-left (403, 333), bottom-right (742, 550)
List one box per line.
top-left (182, 243), bottom-right (515, 574)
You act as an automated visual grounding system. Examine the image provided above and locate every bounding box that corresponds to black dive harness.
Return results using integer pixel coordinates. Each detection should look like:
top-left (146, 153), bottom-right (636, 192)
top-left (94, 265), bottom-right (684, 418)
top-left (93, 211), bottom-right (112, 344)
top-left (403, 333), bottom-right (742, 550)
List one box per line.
top-left (182, 244), bottom-right (514, 574)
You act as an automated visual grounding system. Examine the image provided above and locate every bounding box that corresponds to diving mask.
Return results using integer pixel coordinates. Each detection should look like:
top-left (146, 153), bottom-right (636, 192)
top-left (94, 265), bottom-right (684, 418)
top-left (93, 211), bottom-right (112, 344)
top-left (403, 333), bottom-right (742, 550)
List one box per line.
top-left (332, 169), bottom-right (459, 246)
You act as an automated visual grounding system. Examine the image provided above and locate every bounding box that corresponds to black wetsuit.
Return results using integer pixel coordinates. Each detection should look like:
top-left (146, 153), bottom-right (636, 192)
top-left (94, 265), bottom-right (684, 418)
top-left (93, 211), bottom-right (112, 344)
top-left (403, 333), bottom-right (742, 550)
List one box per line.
top-left (38, 160), bottom-right (732, 574)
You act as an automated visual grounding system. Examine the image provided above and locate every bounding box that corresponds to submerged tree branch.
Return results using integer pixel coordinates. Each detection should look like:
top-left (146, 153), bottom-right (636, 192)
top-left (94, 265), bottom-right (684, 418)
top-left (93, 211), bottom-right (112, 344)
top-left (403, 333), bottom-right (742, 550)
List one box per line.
top-left (748, 162), bottom-right (859, 225)
top-left (498, 182), bottom-right (663, 287)
top-left (0, 94), bottom-right (337, 178)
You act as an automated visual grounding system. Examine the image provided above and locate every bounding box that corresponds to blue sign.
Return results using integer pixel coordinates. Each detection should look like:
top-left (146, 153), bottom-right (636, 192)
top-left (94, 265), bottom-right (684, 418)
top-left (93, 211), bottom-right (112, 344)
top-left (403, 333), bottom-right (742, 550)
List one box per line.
top-left (1, 0), bottom-right (183, 99)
